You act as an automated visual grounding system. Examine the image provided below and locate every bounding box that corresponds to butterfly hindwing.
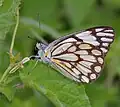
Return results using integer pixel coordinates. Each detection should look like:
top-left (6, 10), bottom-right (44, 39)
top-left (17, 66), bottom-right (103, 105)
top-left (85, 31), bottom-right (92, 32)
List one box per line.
top-left (45, 26), bottom-right (114, 83)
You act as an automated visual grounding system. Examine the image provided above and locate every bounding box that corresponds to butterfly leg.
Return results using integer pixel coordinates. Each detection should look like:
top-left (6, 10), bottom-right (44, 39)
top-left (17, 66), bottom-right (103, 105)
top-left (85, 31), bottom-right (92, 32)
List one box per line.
top-left (29, 55), bottom-right (41, 60)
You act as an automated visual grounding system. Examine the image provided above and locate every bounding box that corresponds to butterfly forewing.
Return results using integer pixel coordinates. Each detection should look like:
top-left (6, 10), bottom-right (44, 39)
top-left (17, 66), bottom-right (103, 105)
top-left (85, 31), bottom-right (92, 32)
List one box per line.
top-left (45, 26), bottom-right (115, 83)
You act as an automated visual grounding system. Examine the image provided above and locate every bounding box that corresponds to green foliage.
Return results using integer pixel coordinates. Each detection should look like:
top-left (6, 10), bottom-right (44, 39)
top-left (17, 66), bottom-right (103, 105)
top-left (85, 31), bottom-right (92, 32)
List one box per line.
top-left (0, 0), bottom-right (120, 107)
top-left (19, 61), bottom-right (91, 107)
top-left (64, 0), bottom-right (95, 28)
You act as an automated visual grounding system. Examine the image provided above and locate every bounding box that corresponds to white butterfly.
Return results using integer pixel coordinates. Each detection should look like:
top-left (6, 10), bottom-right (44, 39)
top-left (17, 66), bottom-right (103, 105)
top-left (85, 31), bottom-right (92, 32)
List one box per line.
top-left (30, 26), bottom-right (115, 83)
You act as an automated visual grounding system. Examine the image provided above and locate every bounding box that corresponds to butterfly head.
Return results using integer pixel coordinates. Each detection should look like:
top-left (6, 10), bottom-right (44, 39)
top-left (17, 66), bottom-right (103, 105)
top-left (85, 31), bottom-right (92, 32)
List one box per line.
top-left (35, 42), bottom-right (46, 57)
top-left (30, 42), bottom-right (50, 62)
top-left (36, 42), bottom-right (47, 50)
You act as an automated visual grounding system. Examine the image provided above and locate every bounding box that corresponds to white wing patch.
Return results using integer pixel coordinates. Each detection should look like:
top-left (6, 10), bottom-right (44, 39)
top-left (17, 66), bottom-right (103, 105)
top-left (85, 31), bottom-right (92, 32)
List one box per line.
top-left (98, 57), bottom-right (103, 64)
top-left (79, 61), bottom-right (93, 69)
top-left (76, 34), bottom-right (96, 41)
top-left (52, 43), bottom-right (72, 56)
top-left (91, 49), bottom-right (102, 56)
top-left (101, 37), bottom-right (113, 42)
top-left (104, 29), bottom-right (113, 32)
top-left (94, 66), bottom-right (101, 73)
top-left (102, 43), bottom-right (109, 47)
top-left (76, 31), bottom-right (100, 46)
top-left (53, 53), bottom-right (78, 61)
top-left (75, 50), bottom-right (88, 55)
top-left (79, 44), bottom-right (92, 49)
top-left (81, 76), bottom-right (89, 83)
top-left (54, 63), bottom-right (81, 82)
top-left (76, 63), bottom-right (92, 74)
top-left (68, 46), bottom-right (77, 52)
top-left (72, 68), bottom-right (81, 75)
top-left (100, 47), bottom-right (108, 53)
top-left (90, 74), bottom-right (96, 79)
top-left (97, 32), bottom-right (114, 37)
top-left (80, 55), bottom-right (96, 62)
top-left (61, 38), bottom-right (77, 43)
top-left (95, 28), bottom-right (104, 32)
top-left (43, 26), bottom-right (115, 83)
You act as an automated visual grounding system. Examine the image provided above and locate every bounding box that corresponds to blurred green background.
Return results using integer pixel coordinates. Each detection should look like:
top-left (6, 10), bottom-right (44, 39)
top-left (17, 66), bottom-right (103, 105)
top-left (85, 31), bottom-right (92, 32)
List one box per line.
top-left (0, 0), bottom-right (120, 107)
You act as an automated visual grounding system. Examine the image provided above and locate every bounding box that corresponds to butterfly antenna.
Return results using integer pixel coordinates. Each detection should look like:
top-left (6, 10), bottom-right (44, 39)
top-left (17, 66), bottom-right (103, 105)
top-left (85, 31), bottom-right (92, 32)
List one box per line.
top-left (29, 55), bottom-right (40, 60)
top-left (36, 13), bottom-right (49, 44)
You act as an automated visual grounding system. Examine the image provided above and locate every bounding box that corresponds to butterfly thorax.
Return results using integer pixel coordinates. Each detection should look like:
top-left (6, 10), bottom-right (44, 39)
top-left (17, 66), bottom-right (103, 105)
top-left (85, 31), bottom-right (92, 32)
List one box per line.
top-left (36, 43), bottom-right (51, 64)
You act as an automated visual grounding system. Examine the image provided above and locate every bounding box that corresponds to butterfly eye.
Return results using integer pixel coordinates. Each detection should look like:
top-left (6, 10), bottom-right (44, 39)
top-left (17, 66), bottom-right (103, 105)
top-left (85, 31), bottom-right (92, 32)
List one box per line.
top-left (34, 46), bottom-right (38, 51)
top-left (33, 46), bottom-right (39, 56)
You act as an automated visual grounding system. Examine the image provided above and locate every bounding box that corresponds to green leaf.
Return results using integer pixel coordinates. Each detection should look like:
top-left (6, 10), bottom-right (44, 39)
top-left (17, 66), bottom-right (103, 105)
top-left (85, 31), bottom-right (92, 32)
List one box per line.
top-left (105, 0), bottom-right (120, 8)
top-left (0, 0), bottom-right (4, 7)
top-left (0, 0), bottom-right (21, 101)
top-left (20, 0), bottom-right (60, 28)
top-left (0, 84), bottom-right (16, 101)
top-left (63, 0), bottom-right (95, 28)
top-left (0, 12), bottom-right (14, 40)
top-left (0, 0), bottom-right (21, 40)
top-left (86, 84), bottom-right (117, 107)
top-left (20, 61), bottom-right (91, 107)
top-left (0, 86), bottom-right (54, 107)
top-left (8, 0), bottom-right (21, 14)
top-left (106, 38), bottom-right (120, 75)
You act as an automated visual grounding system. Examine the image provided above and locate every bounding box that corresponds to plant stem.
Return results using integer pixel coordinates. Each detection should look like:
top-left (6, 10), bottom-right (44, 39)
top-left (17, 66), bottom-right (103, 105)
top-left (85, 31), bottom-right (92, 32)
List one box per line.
top-left (0, 9), bottom-right (20, 84)
top-left (0, 56), bottom-right (31, 84)
top-left (9, 9), bottom-right (19, 55)
top-left (0, 66), bottom-right (12, 84)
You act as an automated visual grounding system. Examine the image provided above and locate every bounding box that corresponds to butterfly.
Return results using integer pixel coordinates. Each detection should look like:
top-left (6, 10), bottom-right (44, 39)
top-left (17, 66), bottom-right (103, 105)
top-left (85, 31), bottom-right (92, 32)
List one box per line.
top-left (30, 26), bottom-right (115, 83)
